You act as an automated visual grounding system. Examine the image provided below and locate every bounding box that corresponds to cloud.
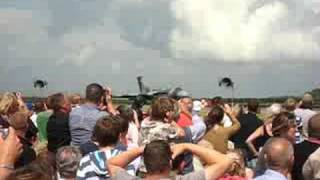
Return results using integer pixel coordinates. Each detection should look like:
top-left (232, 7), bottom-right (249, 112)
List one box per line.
top-left (0, 0), bottom-right (319, 97)
top-left (170, 0), bottom-right (320, 62)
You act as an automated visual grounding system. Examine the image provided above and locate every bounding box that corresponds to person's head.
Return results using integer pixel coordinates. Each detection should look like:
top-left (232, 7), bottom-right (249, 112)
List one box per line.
top-left (192, 100), bottom-right (202, 113)
top-left (150, 97), bottom-right (176, 123)
top-left (35, 150), bottom-right (57, 179)
top-left (300, 93), bottom-right (313, 109)
top-left (205, 105), bottom-right (224, 130)
top-left (8, 111), bottom-right (29, 134)
top-left (233, 104), bottom-right (244, 118)
top-left (49, 93), bottom-right (71, 113)
top-left (116, 105), bottom-right (135, 123)
top-left (283, 98), bottom-right (297, 112)
top-left (179, 97), bottom-right (193, 113)
top-left (85, 83), bottom-right (105, 105)
top-left (263, 137), bottom-right (294, 174)
top-left (70, 94), bottom-right (81, 107)
top-left (0, 92), bottom-right (19, 115)
top-left (144, 140), bottom-right (172, 175)
top-left (272, 112), bottom-right (296, 143)
top-left (56, 146), bottom-right (82, 180)
top-left (113, 115), bottom-right (129, 141)
top-left (8, 161), bottom-right (52, 180)
top-left (168, 88), bottom-right (192, 112)
top-left (211, 96), bottom-right (223, 106)
top-left (227, 149), bottom-right (247, 177)
top-left (33, 100), bottom-right (46, 114)
top-left (308, 113), bottom-right (320, 139)
top-left (92, 116), bottom-right (121, 147)
top-left (248, 99), bottom-right (259, 113)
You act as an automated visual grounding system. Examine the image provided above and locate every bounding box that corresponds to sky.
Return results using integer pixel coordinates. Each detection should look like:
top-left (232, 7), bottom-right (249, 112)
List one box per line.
top-left (0, 0), bottom-right (319, 98)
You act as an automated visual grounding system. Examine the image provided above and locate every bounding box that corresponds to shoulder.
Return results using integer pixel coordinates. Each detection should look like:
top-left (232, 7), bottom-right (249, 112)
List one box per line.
top-left (113, 169), bottom-right (139, 180)
top-left (176, 170), bottom-right (206, 180)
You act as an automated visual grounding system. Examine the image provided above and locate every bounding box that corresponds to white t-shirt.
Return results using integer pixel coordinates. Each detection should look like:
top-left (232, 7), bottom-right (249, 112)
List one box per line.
top-left (30, 113), bottom-right (38, 128)
top-left (222, 114), bottom-right (233, 127)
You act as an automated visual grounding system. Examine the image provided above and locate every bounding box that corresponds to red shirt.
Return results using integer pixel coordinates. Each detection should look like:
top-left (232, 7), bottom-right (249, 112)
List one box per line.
top-left (177, 112), bottom-right (193, 128)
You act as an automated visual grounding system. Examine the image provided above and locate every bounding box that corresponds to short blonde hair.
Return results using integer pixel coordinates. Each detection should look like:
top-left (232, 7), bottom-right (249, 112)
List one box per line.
top-left (0, 92), bottom-right (18, 115)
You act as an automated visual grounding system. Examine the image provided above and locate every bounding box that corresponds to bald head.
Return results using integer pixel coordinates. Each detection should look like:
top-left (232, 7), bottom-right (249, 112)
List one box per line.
top-left (308, 114), bottom-right (320, 138)
top-left (263, 137), bottom-right (294, 171)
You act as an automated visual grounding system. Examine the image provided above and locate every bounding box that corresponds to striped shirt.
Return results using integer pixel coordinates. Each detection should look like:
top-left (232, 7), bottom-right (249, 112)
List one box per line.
top-left (76, 148), bottom-right (135, 180)
top-left (295, 116), bottom-right (304, 144)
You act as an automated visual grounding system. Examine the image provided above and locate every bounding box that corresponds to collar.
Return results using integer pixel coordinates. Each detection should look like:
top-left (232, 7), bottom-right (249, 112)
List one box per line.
top-left (264, 169), bottom-right (287, 180)
top-left (82, 103), bottom-right (100, 110)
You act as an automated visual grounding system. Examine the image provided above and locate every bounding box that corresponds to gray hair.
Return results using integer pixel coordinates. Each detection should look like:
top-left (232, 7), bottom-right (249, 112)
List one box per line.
top-left (56, 146), bottom-right (82, 179)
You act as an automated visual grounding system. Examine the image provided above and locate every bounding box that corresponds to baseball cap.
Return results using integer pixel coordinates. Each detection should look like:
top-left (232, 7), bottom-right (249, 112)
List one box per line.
top-left (193, 100), bottom-right (202, 112)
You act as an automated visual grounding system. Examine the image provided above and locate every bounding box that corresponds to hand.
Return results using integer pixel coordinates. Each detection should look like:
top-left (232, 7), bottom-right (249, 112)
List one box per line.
top-left (223, 104), bottom-right (234, 116)
top-left (171, 121), bottom-right (185, 137)
top-left (105, 87), bottom-right (112, 100)
top-left (15, 92), bottom-right (22, 100)
top-left (171, 144), bottom-right (187, 159)
top-left (0, 127), bottom-right (23, 165)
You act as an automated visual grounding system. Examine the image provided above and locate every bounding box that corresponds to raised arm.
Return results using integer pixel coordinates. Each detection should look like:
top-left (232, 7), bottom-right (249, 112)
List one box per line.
top-left (107, 147), bottom-right (144, 176)
top-left (0, 127), bottom-right (22, 180)
top-left (189, 115), bottom-right (206, 143)
top-left (246, 125), bottom-right (264, 156)
top-left (172, 143), bottom-right (233, 180)
top-left (223, 105), bottom-right (241, 136)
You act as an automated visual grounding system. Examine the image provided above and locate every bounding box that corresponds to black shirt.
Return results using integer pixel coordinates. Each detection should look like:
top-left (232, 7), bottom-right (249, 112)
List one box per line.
top-left (15, 136), bottom-right (36, 168)
top-left (47, 111), bottom-right (71, 153)
top-left (292, 140), bottom-right (320, 180)
top-left (231, 112), bottom-right (263, 159)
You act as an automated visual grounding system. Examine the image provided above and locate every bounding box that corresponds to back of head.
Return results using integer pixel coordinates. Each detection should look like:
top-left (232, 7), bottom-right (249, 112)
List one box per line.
top-left (205, 105), bottom-right (224, 130)
top-left (70, 94), bottom-right (81, 105)
top-left (8, 160), bottom-right (52, 180)
top-left (56, 146), bottom-right (82, 179)
top-left (113, 115), bottom-right (129, 134)
top-left (49, 93), bottom-right (65, 112)
top-left (144, 140), bottom-right (172, 174)
top-left (93, 116), bottom-right (121, 147)
top-left (283, 98), bottom-right (296, 112)
top-left (9, 111), bottom-right (28, 131)
top-left (263, 137), bottom-right (294, 171)
top-left (211, 96), bottom-right (223, 106)
top-left (248, 99), bottom-right (259, 113)
top-left (308, 113), bottom-right (320, 139)
top-left (272, 112), bottom-right (296, 142)
top-left (301, 93), bottom-right (314, 109)
top-left (33, 100), bottom-right (46, 113)
top-left (117, 105), bottom-right (134, 123)
top-left (85, 83), bottom-right (105, 104)
top-left (150, 97), bottom-right (175, 122)
top-left (227, 149), bottom-right (246, 177)
top-left (0, 92), bottom-right (19, 115)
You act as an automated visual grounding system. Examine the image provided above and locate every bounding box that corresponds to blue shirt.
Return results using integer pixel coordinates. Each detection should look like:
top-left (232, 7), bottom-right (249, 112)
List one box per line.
top-left (69, 104), bottom-right (108, 146)
top-left (254, 169), bottom-right (287, 180)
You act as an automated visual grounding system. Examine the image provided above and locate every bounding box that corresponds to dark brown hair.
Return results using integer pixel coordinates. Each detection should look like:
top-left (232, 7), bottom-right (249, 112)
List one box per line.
top-left (144, 140), bottom-right (172, 173)
top-left (150, 97), bottom-right (175, 121)
top-left (48, 93), bottom-right (65, 112)
top-left (205, 105), bottom-right (224, 131)
top-left (92, 116), bottom-right (121, 147)
top-left (272, 112), bottom-right (296, 137)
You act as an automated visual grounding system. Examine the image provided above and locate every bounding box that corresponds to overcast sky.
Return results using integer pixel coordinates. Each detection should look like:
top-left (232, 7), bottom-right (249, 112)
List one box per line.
top-left (0, 0), bottom-right (319, 98)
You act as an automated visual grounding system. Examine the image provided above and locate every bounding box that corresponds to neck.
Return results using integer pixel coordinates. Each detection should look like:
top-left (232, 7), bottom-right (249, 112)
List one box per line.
top-left (145, 172), bottom-right (170, 180)
top-left (85, 101), bottom-right (98, 106)
top-left (99, 145), bottom-right (116, 151)
top-left (16, 131), bottom-right (26, 138)
top-left (269, 168), bottom-right (289, 178)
